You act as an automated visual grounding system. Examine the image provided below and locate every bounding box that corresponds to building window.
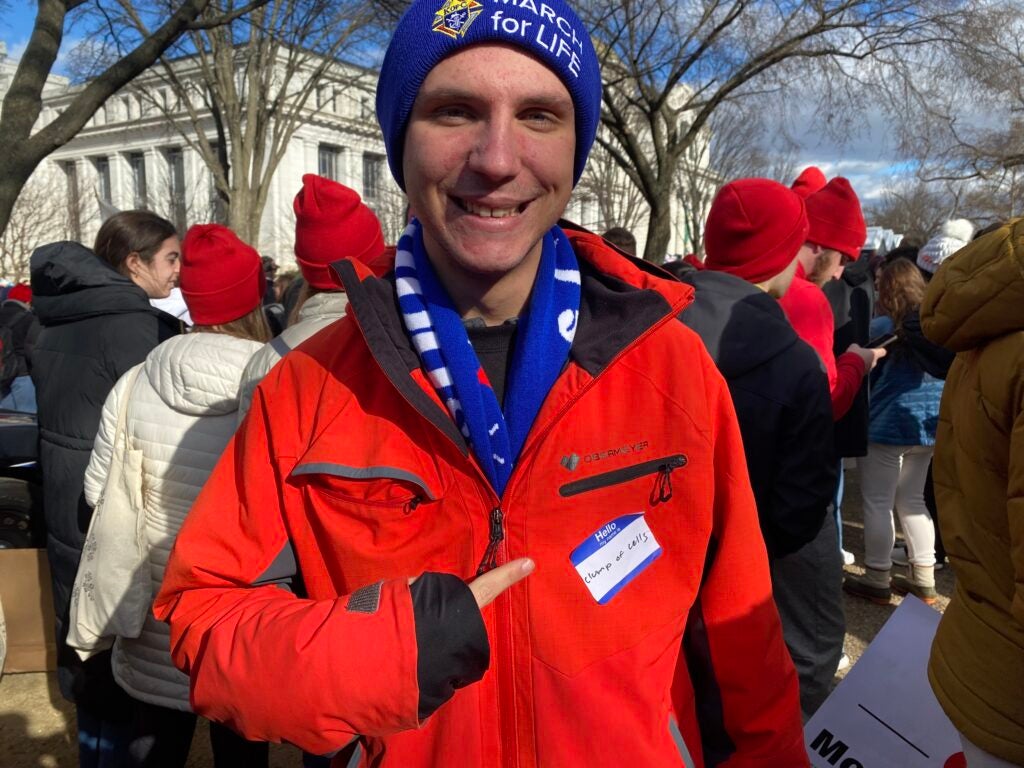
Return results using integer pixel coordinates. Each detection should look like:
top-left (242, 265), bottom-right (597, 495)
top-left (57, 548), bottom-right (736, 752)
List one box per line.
top-left (94, 156), bottom-right (112, 206)
top-left (316, 86), bottom-right (335, 112)
top-left (166, 148), bottom-right (187, 232)
top-left (362, 152), bottom-right (385, 201)
top-left (318, 144), bottom-right (342, 181)
top-left (129, 152), bottom-right (147, 209)
top-left (63, 161), bottom-right (81, 241)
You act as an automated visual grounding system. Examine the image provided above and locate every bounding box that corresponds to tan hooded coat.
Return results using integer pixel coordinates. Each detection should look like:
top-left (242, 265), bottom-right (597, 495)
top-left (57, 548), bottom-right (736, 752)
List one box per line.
top-left (922, 217), bottom-right (1024, 763)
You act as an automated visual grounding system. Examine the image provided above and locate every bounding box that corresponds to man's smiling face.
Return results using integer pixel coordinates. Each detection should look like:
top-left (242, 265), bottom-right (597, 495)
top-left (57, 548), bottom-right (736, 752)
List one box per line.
top-left (402, 43), bottom-right (576, 284)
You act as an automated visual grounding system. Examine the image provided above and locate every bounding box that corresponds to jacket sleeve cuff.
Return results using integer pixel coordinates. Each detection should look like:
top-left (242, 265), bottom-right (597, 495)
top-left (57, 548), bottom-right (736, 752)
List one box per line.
top-left (410, 572), bottom-right (489, 720)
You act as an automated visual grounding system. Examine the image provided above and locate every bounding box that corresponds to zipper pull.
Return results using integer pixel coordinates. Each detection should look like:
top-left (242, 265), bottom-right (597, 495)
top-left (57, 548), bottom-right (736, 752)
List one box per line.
top-left (653, 455), bottom-right (687, 504)
top-left (476, 506), bottom-right (504, 575)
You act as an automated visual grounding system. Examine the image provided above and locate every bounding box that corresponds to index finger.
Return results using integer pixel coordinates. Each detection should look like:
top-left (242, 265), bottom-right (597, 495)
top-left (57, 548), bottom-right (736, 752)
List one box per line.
top-left (468, 558), bottom-right (535, 609)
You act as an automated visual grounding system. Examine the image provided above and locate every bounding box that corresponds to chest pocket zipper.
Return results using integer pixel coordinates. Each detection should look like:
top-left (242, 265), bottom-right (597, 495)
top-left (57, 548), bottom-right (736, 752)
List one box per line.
top-left (289, 462), bottom-right (436, 511)
top-left (558, 454), bottom-right (687, 502)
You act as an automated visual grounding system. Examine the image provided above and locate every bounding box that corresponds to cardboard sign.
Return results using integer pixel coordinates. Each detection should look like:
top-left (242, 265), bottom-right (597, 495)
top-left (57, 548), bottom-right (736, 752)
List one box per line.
top-left (804, 597), bottom-right (965, 768)
top-left (0, 548), bottom-right (57, 673)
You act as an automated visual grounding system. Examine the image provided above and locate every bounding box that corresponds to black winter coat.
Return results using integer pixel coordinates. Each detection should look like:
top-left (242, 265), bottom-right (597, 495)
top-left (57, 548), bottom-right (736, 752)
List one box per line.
top-left (0, 299), bottom-right (40, 381)
top-left (30, 241), bottom-right (181, 705)
top-left (681, 271), bottom-right (837, 558)
top-left (824, 257), bottom-right (875, 457)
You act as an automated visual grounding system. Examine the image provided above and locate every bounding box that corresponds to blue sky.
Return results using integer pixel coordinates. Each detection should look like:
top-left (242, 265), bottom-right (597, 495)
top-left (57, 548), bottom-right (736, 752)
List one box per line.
top-left (0, 6), bottom-right (80, 76)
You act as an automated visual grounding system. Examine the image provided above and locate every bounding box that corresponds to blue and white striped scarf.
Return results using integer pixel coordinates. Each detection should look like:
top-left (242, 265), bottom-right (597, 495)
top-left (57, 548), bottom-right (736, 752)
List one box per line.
top-left (395, 219), bottom-right (581, 496)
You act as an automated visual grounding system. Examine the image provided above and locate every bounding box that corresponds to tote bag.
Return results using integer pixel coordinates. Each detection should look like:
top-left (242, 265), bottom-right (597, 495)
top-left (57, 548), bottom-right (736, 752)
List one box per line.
top-left (67, 364), bottom-right (150, 659)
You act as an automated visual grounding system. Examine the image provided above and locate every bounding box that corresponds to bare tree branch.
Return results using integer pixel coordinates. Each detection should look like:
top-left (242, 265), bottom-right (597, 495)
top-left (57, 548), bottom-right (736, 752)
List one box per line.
top-left (585, 0), bottom-right (959, 260)
top-left (0, 0), bottom-right (271, 238)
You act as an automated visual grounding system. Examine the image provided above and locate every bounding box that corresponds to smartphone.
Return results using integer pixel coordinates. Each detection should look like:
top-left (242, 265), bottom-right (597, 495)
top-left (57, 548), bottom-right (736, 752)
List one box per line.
top-left (865, 332), bottom-right (898, 349)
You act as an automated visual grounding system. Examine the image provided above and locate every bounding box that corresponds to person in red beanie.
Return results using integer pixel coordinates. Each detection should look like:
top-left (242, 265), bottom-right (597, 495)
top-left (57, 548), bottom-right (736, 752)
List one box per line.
top-left (0, 282), bottom-right (40, 412)
top-left (71, 222), bottom-right (271, 768)
top-left (239, 174), bottom-right (386, 417)
top-left (682, 178), bottom-right (842, 716)
top-left (779, 176), bottom-right (884, 570)
top-left (791, 166), bottom-right (827, 199)
top-left (780, 177), bottom-right (882, 421)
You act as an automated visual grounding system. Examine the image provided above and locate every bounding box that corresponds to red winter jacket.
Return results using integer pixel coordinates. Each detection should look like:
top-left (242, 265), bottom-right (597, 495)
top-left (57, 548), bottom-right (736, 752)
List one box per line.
top-left (779, 263), bottom-right (865, 420)
top-left (154, 230), bottom-right (808, 768)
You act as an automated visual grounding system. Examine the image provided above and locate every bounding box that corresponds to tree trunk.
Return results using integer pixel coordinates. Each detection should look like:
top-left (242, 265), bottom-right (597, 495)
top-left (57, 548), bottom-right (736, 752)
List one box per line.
top-left (0, 159), bottom-right (41, 245)
top-left (227, 185), bottom-right (264, 246)
top-left (642, 202), bottom-right (673, 263)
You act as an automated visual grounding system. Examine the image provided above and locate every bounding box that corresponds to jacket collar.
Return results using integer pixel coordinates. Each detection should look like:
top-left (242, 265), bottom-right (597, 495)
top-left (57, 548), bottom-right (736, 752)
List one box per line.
top-left (330, 225), bottom-right (694, 452)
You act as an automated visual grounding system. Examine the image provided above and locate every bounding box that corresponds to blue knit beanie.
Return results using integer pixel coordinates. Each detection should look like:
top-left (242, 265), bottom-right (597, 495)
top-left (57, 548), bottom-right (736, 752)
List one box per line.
top-left (376, 0), bottom-right (602, 190)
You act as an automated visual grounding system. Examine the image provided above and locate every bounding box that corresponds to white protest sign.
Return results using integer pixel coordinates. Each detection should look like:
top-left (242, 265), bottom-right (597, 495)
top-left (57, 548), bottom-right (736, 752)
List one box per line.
top-left (804, 597), bottom-right (966, 768)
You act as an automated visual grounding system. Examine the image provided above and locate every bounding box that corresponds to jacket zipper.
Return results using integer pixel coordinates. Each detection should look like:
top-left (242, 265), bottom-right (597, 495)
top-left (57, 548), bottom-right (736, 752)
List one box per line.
top-left (476, 506), bottom-right (504, 575)
top-left (558, 454), bottom-right (687, 498)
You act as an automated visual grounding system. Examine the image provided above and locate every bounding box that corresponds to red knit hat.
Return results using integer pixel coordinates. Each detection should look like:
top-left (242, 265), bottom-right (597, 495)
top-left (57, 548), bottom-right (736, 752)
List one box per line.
top-left (791, 166), bottom-right (827, 199)
top-left (293, 175), bottom-right (386, 290)
top-left (703, 179), bottom-right (809, 284)
top-left (7, 283), bottom-right (31, 304)
top-left (180, 224), bottom-right (265, 325)
top-left (805, 177), bottom-right (867, 260)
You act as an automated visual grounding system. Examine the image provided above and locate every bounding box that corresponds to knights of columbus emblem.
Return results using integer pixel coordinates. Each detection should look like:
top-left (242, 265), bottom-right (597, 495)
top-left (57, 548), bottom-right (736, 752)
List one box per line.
top-left (432, 0), bottom-right (483, 39)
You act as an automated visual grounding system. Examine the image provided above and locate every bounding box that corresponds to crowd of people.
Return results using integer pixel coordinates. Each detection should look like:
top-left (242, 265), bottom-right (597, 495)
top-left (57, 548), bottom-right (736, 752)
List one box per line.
top-left (0, 0), bottom-right (1020, 765)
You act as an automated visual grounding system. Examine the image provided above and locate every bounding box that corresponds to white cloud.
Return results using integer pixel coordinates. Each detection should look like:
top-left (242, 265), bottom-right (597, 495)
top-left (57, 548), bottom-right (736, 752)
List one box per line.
top-left (761, 92), bottom-right (909, 208)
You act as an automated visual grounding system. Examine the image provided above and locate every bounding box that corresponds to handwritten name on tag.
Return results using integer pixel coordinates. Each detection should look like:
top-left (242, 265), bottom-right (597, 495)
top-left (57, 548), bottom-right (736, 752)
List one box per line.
top-left (570, 513), bottom-right (662, 605)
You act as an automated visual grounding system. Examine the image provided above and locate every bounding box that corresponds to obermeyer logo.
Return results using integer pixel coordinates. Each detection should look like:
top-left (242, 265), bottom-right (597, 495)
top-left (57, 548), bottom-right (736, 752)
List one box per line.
top-left (560, 453), bottom-right (580, 471)
top-left (432, 0), bottom-right (483, 38)
top-left (585, 440), bottom-right (649, 463)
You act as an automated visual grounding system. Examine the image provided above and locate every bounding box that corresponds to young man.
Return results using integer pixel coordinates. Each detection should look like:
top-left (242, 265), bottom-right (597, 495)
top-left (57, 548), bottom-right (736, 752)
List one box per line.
top-left (779, 177), bottom-right (882, 421)
top-left (682, 179), bottom-right (841, 716)
top-left (155, 1), bottom-right (808, 765)
top-left (778, 177), bottom-right (883, 567)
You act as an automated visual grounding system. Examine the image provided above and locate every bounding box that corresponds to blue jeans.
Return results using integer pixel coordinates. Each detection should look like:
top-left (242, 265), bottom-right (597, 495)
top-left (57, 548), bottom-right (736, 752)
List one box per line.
top-left (0, 375), bottom-right (36, 413)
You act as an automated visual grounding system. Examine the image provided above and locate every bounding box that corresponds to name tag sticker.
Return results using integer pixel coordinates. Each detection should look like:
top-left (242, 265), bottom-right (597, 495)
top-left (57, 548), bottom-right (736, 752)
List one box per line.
top-left (570, 513), bottom-right (662, 605)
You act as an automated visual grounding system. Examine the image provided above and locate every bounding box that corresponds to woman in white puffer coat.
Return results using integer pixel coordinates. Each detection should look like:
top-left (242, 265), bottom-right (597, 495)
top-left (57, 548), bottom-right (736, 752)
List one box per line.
top-left (77, 224), bottom-right (271, 767)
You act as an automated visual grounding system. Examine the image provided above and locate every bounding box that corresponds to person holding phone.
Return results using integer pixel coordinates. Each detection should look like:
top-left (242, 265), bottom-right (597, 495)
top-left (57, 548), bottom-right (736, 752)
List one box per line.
top-left (844, 258), bottom-right (953, 605)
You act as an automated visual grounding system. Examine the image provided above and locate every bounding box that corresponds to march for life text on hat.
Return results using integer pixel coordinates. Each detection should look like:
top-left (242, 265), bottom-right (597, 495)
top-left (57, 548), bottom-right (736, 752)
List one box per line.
top-left (791, 166), bottom-right (827, 199)
top-left (180, 224), bottom-right (265, 325)
top-left (293, 174), bottom-right (386, 290)
top-left (703, 179), bottom-right (810, 285)
top-left (804, 177), bottom-right (867, 260)
top-left (376, 0), bottom-right (602, 189)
